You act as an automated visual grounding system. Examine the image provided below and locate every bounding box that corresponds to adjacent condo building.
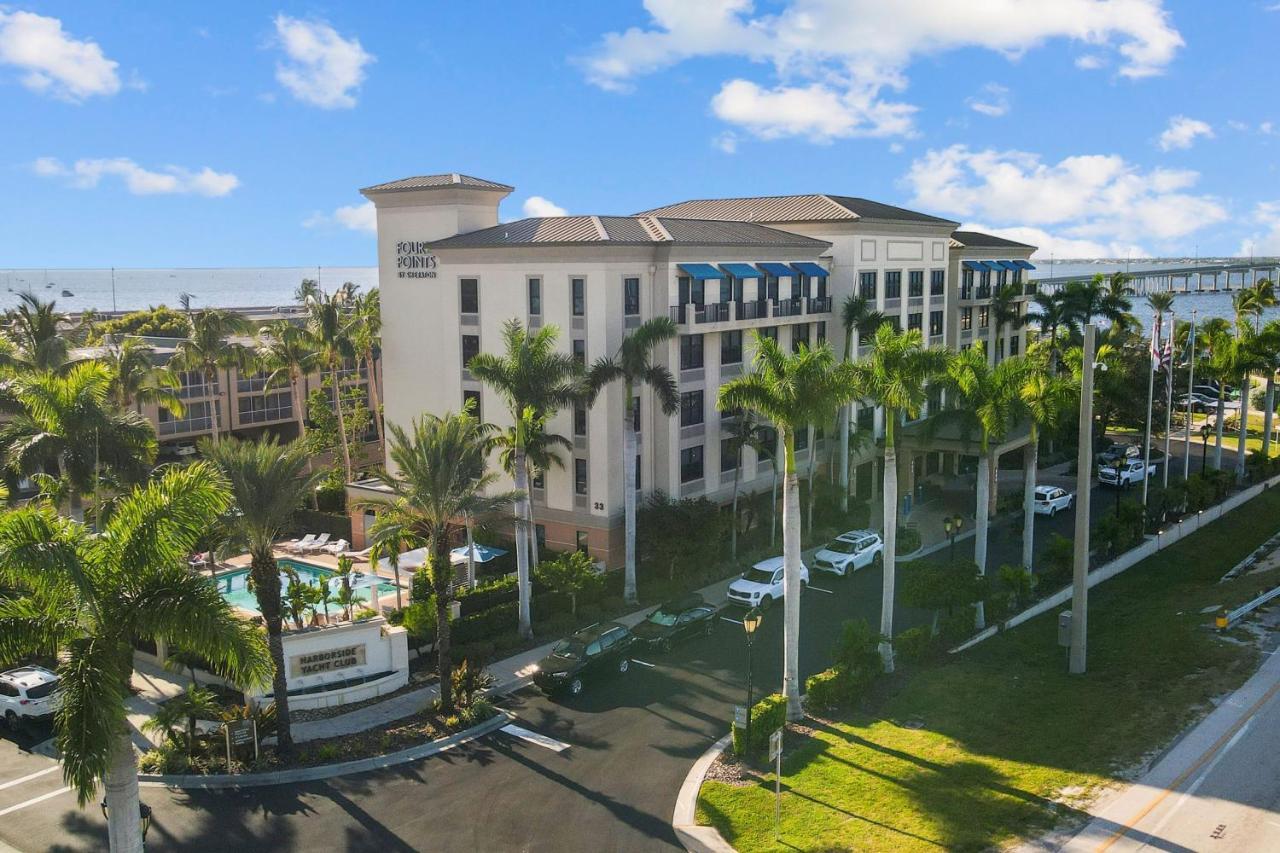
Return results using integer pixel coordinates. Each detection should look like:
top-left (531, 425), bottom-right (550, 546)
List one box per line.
top-left (349, 173), bottom-right (1038, 566)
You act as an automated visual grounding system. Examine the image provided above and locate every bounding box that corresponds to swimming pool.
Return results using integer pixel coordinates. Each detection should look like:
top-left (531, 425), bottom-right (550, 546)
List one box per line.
top-left (214, 559), bottom-right (400, 615)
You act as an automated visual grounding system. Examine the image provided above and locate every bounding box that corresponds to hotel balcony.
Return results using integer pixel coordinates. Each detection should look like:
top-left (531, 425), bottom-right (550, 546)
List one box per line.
top-left (669, 295), bottom-right (833, 331)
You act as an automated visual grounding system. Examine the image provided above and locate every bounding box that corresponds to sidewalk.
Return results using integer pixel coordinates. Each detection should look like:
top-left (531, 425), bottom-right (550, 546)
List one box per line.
top-left (126, 658), bottom-right (192, 751)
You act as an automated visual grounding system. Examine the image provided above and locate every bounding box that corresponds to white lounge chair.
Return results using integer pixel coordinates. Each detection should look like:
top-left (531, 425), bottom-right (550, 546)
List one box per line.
top-left (285, 534), bottom-right (317, 554)
top-left (322, 539), bottom-right (349, 556)
top-left (343, 546), bottom-right (373, 562)
top-left (298, 533), bottom-right (331, 554)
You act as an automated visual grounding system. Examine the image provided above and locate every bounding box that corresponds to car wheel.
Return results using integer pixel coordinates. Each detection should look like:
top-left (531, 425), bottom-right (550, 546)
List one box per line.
top-left (873, 553), bottom-right (883, 569)
top-left (568, 678), bottom-right (583, 696)
top-left (618, 658), bottom-right (630, 674)
top-left (759, 595), bottom-right (773, 611)
top-left (1049, 506), bottom-right (1057, 517)
top-left (3, 710), bottom-right (16, 730)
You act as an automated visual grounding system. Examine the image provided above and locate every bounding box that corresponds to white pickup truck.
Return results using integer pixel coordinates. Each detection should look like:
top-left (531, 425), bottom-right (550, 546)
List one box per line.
top-left (1098, 459), bottom-right (1158, 487)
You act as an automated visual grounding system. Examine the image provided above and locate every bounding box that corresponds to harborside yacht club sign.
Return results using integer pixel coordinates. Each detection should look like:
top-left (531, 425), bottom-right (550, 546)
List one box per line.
top-left (396, 241), bottom-right (437, 279)
top-left (290, 644), bottom-right (367, 678)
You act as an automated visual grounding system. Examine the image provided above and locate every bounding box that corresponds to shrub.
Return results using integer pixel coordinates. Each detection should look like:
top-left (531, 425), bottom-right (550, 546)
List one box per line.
top-left (832, 619), bottom-right (882, 688)
top-left (996, 564), bottom-right (1037, 613)
top-left (451, 658), bottom-right (496, 707)
top-left (900, 560), bottom-right (984, 632)
top-left (410, 569), bottom-right (433, 605)
top-left (461, 698), bottom-right (497, 727)
top-left (492, 631), bottom-right (525, 654)
top-left (451, 600), bottom-right (518, 645)
top-left (938, 610), bottom-right (976, 645)
top-left (450, 641), bottom-right (495, 665)
top-left (401, 600), bottom-right (437, 648)
top-left (352, 607), bottom-right (379, 622)
top-left (1093, 499), bottom-right (1145, 558)
top-left (535, 550), bottom-right (604, 617)
top-left (1038, 534), bottom-right (1075, 589)
top-left (731, 692), bottom-right (787, 761)
top-left (894, 626), bottom-right (938, 664)
top-left (895, 526), bottom-right (922, 556)
top-left (457, 575), bottom-right (518, 617)
top-left (533, 613), bottom-right (576, 639)
top-left (804, 668), bottom-right (858, 712)
top-left (138, 744), bottom-right (189, 775)
top-left (316, 743), bottom-right (341, 762)
top-left (89, 305), bottom-right (190, 342)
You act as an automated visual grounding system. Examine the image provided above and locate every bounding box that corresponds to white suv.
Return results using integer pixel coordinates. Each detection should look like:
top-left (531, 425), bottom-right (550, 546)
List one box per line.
top-left (726, 556), bottom-right (809, 610)
top-left (813, 530), bottom-right (884, 577)
top-left (1, 666), bottom-right (61, 728)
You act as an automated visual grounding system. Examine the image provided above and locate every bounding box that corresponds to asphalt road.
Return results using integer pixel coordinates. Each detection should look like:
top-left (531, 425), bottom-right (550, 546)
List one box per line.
top-left (0, 474), bottom-right (1194, 852)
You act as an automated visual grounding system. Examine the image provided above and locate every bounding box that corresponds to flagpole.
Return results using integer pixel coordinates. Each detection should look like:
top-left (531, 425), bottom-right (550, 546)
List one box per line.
top-left (1183, 310), bottom-right (1197, 480)
top-left (1142, 312), bottom-right (1158, 508)
top-left (1163, 311), bottom-right (1174, 487)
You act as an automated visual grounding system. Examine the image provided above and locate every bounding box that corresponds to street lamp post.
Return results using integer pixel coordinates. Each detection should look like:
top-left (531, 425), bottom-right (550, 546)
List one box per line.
top-left (743, 607), bottom-right (762, 748)
top-left (1200, 423), bottom-right (1211, 474)
top-left (943, 514), bottom-right (963, 562)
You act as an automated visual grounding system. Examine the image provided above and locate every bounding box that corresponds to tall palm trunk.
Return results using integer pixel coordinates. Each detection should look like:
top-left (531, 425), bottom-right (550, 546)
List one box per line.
top-left (105, 727), bottom-right (144, 852)
top-left (974, 447), bottom-right (991, 630)
top-left (365, 351), bottom-right (383, 446)
top-left (1214, 395), bottom-right (1226, 469)
top-left (524, 457), bottom-right (540, 569)
top-left (730, 440), bottom-right (742, 560)
top-left (770, 429), bottom-right (781, 548)
top-left (331, 365), bottom-right (353, 482)
top-left (391, 557), bottom-right (403, 610)
top-left (293, 372), bottom-right (319, 510)
top-left (1022, 426), bottom-right (1038, 572)
top-left (1236, 373), bottom-right (1251, 483)
top-left (206, 365), bottom-right (220, 443)
top-left (1264, 376), bottom-right (1276, 460)
top-left (879, 415), bottom-right (899, 672)
top-left (433, 536), bottom-right (455, 712)
top-left (781, 433), bottom-right (803, 721)
top-left (513, 446), bottom-right (532, 638)
top-left (806, 424), bottom-right (816, 538)
top-left (622, 386), bottom-right (639, 604)
top-left (251, 550), bottom-right (292, 753)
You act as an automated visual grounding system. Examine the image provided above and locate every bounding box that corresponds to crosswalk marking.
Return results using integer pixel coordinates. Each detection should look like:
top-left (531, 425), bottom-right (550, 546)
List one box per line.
top-left (499, 723), bottom-right (571, 753)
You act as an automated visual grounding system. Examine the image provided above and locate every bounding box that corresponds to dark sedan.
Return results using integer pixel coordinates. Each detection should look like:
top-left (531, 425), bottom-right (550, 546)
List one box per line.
top-left (531, 622), bottom-right (634, 697)
top-left (629, 594), bottom-right (717, 653)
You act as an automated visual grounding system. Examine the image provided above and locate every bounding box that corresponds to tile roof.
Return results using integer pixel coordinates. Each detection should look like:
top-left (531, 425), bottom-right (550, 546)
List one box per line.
top-left (361, 173), bottom-right (515, 194)
top-left (636, 194), bottom-right (957, 226)
top-left (431, 216), bottom-right (831, 249)
top-left (949, 230), bottom-right (1037, 250)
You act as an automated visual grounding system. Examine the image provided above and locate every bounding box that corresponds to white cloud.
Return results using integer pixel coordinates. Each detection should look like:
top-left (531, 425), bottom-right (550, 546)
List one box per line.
top-left (1075, 54), bottom-right (1106, 70)
top-left (0, 10), bottom-right (120, 101)
top-left (904, 144), bottom-right (1226, 255)
top-left (713, 131), bottom-right (739, 153)
top-left (889, 141), bottom-right (905, 154)
top-left (961, 222), bottom-right (1145, 260)
top-left (1158, 115), bottom-right (1214, 151)
top-left (581, 0), bottom-right (1183, 141)
top-left (304, 200), bottom-right (376, 234)
top-left (522, 196), bottom-right (568, 218)
top-left (966, 83), bottom-right (1010, 117)
top-left (1262, 121), bottom-right (1276, 135)
top-left (33, 157), bottom-right (239, 196)
top-left (1239, 201), bottom-right (1280, 256)
top-left (272, 15), bottom-right (373, 109)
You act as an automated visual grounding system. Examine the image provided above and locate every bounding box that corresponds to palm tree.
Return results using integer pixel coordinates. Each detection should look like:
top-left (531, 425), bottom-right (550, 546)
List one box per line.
top-left (848, 324), bottom-right (950, 671)
top-left (1062, 273), bottom-right (1133, 332)
top-left (1018, 365), bottom-right (1073, 571)
top-left (1, 362), bottom-right (156, 520)
top-left (302, 290), bottom-right (359, 482)
top-left (490, 409), bottom-right (571, 571)
top-left (368, 522), bottom-right (415, 611)
top-left (1205, 327), bottom-right (1236, 470)
top-left (837, 296), bottom-right (884, 510)
top-left (723, 409), bottom-right (773, 559)
top-left (200, 436), bottom-right (324, 754)
top-left (99, 336), bottom-right (183, 416)
top-left (1026, 290), bottom-right (1072, 370)
top-left (0, 463), bottom-right (271, 853)
top-left (586, 318), bottom-right (679, 605)
top-left (350, 288), bottom-right (384, 446)
top-left (170, 308), bottom-right (250, 443)
top-left (468, 320), bottom-right (583, 633)
top-left (258, 320), bottom-right (319, 445)
top-left (364, 411), bottom-right (517, 712)
top-left (719, 336), bottom-right (855, 720)
top-left (989, 283), bottom-right (1023, 364)
top-left (942, 347), bottom-right (1030, 627)
top-left (3, 292), bottom-right (72, 372)
top-left (1259, 319), bottom-right (1280, 459)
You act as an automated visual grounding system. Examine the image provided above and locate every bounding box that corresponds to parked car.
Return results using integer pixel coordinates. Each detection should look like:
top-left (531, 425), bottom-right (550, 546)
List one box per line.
top-left (1096, 443), bottom-right (1141, 468)
top-left (1098, 459), bottom-right (1157, 487)
top-left (1193, 385), bottom-right (1241, 409)
top-left (812, 530), bottom-right (884, 577)
top-left (532, 622), bottom-right (634, 697)
top-left (726, 556), bottom-right (809, 609)
top-left (0, 666), bottom-right (61, 729)
top-left (630, 594), bottom-right (717, 652)
top-left (1176, 392), bottom-right (1218, 413)
top-left (1032, 486), bottom-right (1074, 516)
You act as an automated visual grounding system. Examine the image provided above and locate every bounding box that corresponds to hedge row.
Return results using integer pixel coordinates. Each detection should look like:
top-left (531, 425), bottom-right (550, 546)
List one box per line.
top-left (731, 693), bottom-right (788, 760)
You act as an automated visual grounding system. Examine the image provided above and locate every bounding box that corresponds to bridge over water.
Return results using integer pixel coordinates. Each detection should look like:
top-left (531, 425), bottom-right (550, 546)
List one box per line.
top-left (1036, 260), bottom-right (1279, 296)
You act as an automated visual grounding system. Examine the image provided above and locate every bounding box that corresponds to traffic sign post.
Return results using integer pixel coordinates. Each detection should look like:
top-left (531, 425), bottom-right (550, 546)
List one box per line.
top-left (769, 728), bottom-right (783, 839)
top-left (224, 719), bottom-right (258, 772)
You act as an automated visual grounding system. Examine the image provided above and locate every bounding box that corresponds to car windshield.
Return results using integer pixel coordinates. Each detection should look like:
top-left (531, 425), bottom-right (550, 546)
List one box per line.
top-left (743, 567), bottom-right (776, 584)
top-left (824, 540), bottom-right (858, 554)
top-left (647, 609), bottom-right (679, 627)
top-left (551, 639), bottom-right (585, 659)
top-left (25, 680), bottom-right (58, 699)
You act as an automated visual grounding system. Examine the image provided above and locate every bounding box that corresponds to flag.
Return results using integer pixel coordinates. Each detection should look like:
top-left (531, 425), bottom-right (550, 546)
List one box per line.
top-left (1150, 312), bottom-right (1163, 371)
top-left (1162, 334), bottom-right (1174, 396)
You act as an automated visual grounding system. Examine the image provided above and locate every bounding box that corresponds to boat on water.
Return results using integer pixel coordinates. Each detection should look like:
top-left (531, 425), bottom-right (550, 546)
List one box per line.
top-left (61, 290), bottom-right (74, 297)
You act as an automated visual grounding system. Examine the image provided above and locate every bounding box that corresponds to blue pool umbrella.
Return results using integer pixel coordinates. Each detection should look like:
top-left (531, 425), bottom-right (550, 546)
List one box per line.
top-left (450, 543), bottom-right (509, 565)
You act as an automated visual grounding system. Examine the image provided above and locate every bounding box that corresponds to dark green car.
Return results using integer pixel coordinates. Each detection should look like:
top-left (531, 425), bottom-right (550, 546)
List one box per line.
top-left (629, 594), bottom-right (717, 653)
top-left (532, 622), bottom-right (634, 697)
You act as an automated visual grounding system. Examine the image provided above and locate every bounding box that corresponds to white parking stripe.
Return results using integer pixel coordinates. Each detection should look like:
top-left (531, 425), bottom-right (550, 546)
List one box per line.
top-left (720, 616), bottom-right (744, 625)
top-left (0, 763), bottom-right (60, 791)
top-left (629, 658), bottom-right (656, 668)
top-left (807, 585), bottom-right (835, 594)
top-left (0, 785), bottom-right (71, 817)
top-left (499, 723), bottom-right (571, 752)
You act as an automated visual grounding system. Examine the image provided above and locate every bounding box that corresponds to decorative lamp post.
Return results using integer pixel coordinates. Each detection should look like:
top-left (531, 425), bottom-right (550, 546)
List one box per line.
top-left (743, 607), bottom-right (763, 747)
top-left (101, 800), bottom-right (152, 843)
top-left (943, 514), bottom-right (964, 562)
top-left (1200, 422), bottom-right (1211, 474)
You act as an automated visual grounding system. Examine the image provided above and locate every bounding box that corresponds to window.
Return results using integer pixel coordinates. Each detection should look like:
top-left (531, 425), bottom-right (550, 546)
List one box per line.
top-left (908, 271), bottom-right (924, 298)
top-left (961, 268), bottom-right (974, 299)
top-left (859, 271), bottom-right (877, 300)
top-left (572, 338), bottom-right (586, 365)
top-left (797, 274), bottom-right (812, 299)
top-left (624, 276), bottom-right (640, 316)
top-left (930, 269), bottom-right (944, 296)
top-left (816, 276), bottom-right (828, 299)
top-left (961, 307), bottom-right (973, 331)
top-left (574, 405), bottom-right (587, 437)
top-left (816, 322), bottom-right (827, 345)
top-left (719, 278), bottom-right (733, 303)
top-left (978, 306), bottom-right (990, 328)
top-left (463, 389), bottom-right (481, 421)
top-left (461, 334), bottom-right (480, 367)
top-left (237, 390), bottom-right (292, 425)
top-left (680, 334), bottom-right (704, 370)
top-left (632, 396), bottom-right (641, 432)
top-left (574, 458), bottom-right (588, 495)
top-left (929, 310), bottom-right (943, 337)
top-left (680, 390), bottom-right (704, 426)
top-left (571, 277), bottom-right (585, 316)
top-left (857, 405), bottom-right (874, 432)
top-left (795, 427), bottom-right (809, 450)
top-left (528, 278), bottom-right (542, 315)
top-left (721, 330), bottom-right (743, 365)
top-left (532, 470), bottom-right (544, 489)
top-left (159, 399), bottom-right (215, 435)
top-left (760, 326), bottom-right (778, 343)
top-left (997, 268), bottom-right (1008, 287)
top-left (1013, 268), bottom-right (1023, 286)
top-left (792, 324), bottom-right (810, 353)
top-left (764, 276), bottom-right (779, 301)
top-left (721, 437), bottom-right (738, 473)
top-left (575, 530), bottom-right (588, 553)
top-left (635, 454), bottom-right (641, 491)
top-left (677, 275), bottom-right (691, 305)
top-left (691, 279), bottom-right (705, 305)
top-left (979, 268), bottom-right (991, 294)
top-left (460, 278), bottom-right (479, 313)
top-left (536, 524), bottom-right (547, 548)
top-left (680, 445), bottom-right (704, 483)
top-left (908, 312), bottom-right (922, 331)
top-left (1010, 335), bottom-right (1020, 356)
top-left (885, 271), bottom-right (902, 299)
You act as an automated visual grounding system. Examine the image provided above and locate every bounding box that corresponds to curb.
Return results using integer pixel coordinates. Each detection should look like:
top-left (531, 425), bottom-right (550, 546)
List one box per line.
top-left (138, 710), bottom-right (512, 790)
top-left (672, 733), bottom-right (736, 853)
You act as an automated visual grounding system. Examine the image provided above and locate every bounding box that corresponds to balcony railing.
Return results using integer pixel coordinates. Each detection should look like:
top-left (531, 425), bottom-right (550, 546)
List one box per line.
top-left (670, 295), bottom-right (830, 326)
top-left (1023, 281), bottom-right (1039, 296)
top-left (695, 302), bottom-right (732, 324)
top-left (807, 296), bottom-right (832, 314)
top-left (773, 297), bottom-right (804, 317)
top-left (736, 298), bottom-right (769, 321)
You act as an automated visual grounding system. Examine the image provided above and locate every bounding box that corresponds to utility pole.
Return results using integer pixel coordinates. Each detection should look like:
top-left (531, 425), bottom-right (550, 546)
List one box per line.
top-left (1070, 324), bottom-right (1096, 675)
top-left (1183, 310), bottom-right (1197, 480)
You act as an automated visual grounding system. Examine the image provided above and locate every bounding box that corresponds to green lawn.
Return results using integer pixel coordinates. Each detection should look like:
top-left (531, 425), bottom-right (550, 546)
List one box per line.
top-left (698, 489), bottom-right (1280, 852)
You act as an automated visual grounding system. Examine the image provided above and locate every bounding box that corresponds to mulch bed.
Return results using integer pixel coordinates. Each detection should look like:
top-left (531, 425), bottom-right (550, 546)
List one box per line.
top-left (704, 718), bottom-right (822, 787)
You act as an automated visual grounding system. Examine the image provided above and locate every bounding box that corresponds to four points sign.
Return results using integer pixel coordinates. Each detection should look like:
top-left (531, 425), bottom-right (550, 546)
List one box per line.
top-left (396, 241), bottom-right (438, 279)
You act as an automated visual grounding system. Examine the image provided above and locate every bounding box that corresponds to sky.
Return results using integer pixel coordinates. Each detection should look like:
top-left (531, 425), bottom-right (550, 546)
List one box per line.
top-left (3, 0), bottom-right (1280, 267)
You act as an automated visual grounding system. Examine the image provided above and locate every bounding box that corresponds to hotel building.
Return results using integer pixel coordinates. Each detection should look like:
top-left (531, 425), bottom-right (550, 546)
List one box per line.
top-left (349, 174), bottom-right (1039, 565)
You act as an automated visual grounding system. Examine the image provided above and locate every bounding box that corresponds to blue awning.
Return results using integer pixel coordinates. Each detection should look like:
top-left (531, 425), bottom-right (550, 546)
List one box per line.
top-left (720, 262), bottom-right (761, 279)
top-left (756, 262), bottom-right (795, 278)
top-left (996, 260), bottom-right (1021, 271)
top-left (791, 261), bottom-right (829, 278)
top-left (979, 261), bottom-right (1003, 272)
top-left (962, 260), bottom-right (985, 271)
top-left (1014, 260), bottom-right (1036, 270)
top-left (677, 263), bottom-right (723, 280)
